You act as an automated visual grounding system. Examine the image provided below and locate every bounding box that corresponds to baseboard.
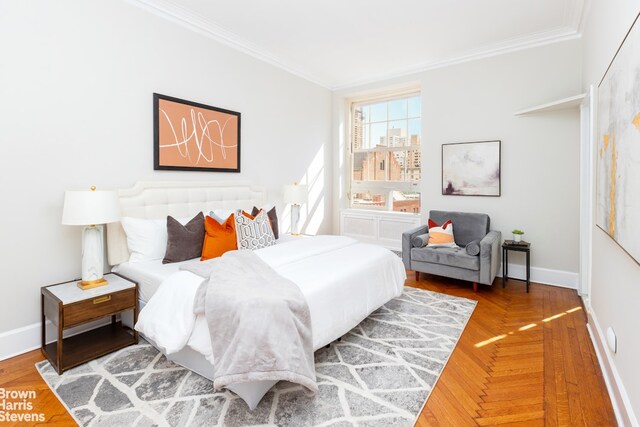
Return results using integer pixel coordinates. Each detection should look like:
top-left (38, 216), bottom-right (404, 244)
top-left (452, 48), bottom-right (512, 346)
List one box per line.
top-left (497, 263), bottom-right (578, 289)
top-left (0, 318), bottom-right (112, 362)
top-left (587, 308), bottom-right (639, 427)
top-left (0, 323), bottom-right (43, 361)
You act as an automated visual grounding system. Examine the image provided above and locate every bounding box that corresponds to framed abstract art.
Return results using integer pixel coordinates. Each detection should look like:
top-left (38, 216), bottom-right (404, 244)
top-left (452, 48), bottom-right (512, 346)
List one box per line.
top-left (442, 140), bottom-right (501, 196)
top-left (596, 12), bottom-right (640, 264)
top-left (153, 93), bottom-right (241, 172)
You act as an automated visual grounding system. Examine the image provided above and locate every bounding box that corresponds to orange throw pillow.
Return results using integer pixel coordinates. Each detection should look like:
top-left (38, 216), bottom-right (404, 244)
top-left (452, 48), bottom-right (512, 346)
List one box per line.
top-left (201, 213), bottom-right (238, 260)
top-left (427, 218), bottom-right (459, 248)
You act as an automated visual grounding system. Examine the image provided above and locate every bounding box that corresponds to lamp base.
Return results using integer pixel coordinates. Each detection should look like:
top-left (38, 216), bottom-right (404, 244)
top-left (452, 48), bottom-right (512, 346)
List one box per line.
top-left (291, 204), bottom-right (301, 235)
top-left (77, 277), bottom-right (108, 290)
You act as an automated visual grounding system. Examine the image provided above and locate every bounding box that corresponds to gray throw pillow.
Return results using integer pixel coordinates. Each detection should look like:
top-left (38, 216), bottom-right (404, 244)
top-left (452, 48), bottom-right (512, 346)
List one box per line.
top-left (465, 239), bottom-right (481, 256)
top-left (163, 212), bottom-right (205, 264)
top-left (412, 233), bottom-right (429, 248)
top-left (251, 206), bottom-right (279, 239)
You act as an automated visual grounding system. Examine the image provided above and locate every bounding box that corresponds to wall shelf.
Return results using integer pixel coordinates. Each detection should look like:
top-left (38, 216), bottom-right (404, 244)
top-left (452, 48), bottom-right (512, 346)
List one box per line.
top-left (514, 93), bottom-right (586, 116)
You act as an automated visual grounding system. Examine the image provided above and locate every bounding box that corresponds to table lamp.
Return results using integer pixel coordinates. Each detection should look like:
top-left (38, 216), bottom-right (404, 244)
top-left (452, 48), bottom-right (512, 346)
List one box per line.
top-left (283, 183), bottom-right (307, 235)
top-left (62, 186), bottom-right (121, 290)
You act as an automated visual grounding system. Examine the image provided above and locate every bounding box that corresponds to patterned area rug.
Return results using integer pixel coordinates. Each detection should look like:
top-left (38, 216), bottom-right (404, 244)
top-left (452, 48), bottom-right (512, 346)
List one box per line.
top-left (37, 287), bottom-right (475, 426)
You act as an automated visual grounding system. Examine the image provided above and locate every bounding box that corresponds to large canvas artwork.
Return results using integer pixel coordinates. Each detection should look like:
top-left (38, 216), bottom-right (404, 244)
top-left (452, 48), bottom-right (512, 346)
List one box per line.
top-left (596, 13), bottom-right (640, 265)
top-left (154, 93), bottom-right (241, 172)
top-left (442, 140), bottom-right (501, 196)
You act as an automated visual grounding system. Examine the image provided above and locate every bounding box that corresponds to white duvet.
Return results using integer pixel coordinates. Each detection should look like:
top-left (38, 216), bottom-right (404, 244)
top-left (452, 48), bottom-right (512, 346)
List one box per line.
top-left (135, 234), bottom-right (406, 366)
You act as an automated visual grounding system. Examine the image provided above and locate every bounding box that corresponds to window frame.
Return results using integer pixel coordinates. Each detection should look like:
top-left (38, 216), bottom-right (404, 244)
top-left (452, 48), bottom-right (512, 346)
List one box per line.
top-left (348, 90), bottom-right (422, 213)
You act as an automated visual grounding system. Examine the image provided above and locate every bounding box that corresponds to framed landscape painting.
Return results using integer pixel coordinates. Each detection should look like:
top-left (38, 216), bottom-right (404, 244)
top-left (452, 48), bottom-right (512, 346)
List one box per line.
top-left (442, 140), bottom-right (501, 196)
top-left (154, 93), bottom-right (241, 172)
top-left (596, 13), bottom-right (640, 265)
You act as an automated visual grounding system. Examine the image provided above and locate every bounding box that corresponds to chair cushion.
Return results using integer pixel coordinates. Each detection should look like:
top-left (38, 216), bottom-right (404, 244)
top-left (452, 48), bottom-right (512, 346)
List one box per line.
top-left (411, 246), bottom-right (480, 271)
top-left (429, 210), bottom-right (490, 246)
top-left (465, 239), bottom-right (481, 256)
top-left (412, 233), bottom-right (429, 248)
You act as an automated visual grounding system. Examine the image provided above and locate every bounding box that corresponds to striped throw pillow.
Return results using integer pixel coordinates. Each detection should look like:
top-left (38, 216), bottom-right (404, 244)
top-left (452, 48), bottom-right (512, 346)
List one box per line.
top-left (427, 219), bottom-right (459, 248)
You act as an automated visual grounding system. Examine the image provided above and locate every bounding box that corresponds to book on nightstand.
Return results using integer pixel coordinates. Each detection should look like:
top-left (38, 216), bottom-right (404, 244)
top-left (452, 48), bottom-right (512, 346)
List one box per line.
top-left (504, 240), bottom-right (530, 246)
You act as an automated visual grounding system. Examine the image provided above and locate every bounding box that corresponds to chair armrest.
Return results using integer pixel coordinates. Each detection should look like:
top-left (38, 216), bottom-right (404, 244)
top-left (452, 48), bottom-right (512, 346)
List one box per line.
top-left (402, 225), bottom-right (428, 270)
top-left (479, 230), bottom-right (502, 285)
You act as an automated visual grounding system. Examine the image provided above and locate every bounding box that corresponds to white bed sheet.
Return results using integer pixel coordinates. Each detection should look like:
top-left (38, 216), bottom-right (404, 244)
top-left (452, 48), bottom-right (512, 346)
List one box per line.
top-left (133, 235), bottom-right (406, 408)
top-left (137, 235), bottom-right (406, 359)
top-left (189, 237), bottom-right (407, 360)
top-left (112, 234), bottom-right (301, 303)
top-left (112, 260), bottom-right (182, 303)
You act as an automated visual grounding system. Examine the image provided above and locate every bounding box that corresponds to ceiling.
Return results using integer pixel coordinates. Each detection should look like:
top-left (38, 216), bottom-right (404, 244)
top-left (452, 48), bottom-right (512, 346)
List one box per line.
top-left (134, 0), bottom-right (587, 90)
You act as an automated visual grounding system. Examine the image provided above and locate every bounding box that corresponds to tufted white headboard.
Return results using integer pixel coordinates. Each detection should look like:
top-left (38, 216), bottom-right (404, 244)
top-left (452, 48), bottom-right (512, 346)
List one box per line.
top-left (107, 181), bottom-right (266, 266)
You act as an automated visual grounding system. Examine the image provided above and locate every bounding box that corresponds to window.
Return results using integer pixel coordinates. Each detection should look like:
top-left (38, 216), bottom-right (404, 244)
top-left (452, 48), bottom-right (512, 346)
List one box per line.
top-left (350, 93), bottom-right (421, 213)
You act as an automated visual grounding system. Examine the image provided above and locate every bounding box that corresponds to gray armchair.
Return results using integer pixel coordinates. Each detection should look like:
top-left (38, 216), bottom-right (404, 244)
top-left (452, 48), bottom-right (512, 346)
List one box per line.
top-left (402, 210), bottom-right (501, 292)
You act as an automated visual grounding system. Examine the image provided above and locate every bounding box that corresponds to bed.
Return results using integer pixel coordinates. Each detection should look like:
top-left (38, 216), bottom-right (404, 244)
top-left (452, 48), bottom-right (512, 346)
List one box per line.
top-left (107, 181), bottom-right (407, 409)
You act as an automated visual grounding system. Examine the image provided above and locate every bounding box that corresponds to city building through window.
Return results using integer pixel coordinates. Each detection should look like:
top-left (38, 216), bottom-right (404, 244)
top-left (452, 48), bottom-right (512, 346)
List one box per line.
top-left (350, 93), bottom-right (421, 213)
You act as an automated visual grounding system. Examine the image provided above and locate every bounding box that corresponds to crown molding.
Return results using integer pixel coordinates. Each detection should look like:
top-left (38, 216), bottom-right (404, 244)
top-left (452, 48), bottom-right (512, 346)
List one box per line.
top-left (127, 0), bottom-right (332, 88)
top-left (128, 0), bottom-right (587, 91)
top-left (565, 0), bottom-right (586, 31)
top-left (577, 0), bottom-right (591, 34)
top-left (332, 26), bottom-right (582, 90)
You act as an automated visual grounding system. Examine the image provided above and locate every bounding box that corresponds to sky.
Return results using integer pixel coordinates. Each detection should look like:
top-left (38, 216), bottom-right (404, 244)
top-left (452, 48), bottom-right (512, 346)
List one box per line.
top-left (358, 95), bottom-right (421, 148)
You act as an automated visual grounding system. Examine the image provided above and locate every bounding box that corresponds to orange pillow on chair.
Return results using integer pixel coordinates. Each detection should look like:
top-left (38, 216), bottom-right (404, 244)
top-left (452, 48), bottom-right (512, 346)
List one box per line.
top-left (201, 213), bottom-right (238, 260)
top-left (427, 218), bottom-right (459, 248)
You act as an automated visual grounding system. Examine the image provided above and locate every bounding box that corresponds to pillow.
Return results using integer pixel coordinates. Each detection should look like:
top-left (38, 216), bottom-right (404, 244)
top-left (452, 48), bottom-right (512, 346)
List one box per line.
top-left (465, 239), bottom-right (481, 256)
top-left (411, 233), bottom-right (429, 248)
top-left (251, 206), bottom-right (279, 239)
top-left (234, 209), bottom-right (276, 250)
top-left (121, 217), bottom-right (170, 263)
top-left (201, 213), bottom-right (238, 260)
top-left (427, 218), bottom-right (459, 248)
top-left (163, 212), bottom-right (205, 264)
top-left (208, 209), bottom-right (234, 224)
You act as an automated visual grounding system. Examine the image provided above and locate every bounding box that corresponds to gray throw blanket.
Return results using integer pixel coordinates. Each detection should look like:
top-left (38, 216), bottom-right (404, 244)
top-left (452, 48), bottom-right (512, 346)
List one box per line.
top-left (181, 250), bottom-right (317, 394)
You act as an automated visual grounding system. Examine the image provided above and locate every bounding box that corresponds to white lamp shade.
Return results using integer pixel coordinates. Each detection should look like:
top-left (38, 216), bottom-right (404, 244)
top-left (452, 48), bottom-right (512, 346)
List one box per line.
top-left (283, 184), bottom-right (308, 205)
top-left (62, 189), bottom-right (121, 225)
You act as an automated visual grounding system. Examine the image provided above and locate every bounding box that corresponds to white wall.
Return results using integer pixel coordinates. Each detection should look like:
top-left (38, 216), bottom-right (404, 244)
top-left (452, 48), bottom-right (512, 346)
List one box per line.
top-left (334, 40), bottom-right (582, 280)
top-left (0, 1), bottom-right (332, 337)
top-left (582, 1), bottom-right (640, 423)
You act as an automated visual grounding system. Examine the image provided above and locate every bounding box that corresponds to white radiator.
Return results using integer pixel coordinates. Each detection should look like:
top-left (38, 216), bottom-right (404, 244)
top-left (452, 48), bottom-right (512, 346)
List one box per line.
top-left (340, 209), bottom-right (422, 251)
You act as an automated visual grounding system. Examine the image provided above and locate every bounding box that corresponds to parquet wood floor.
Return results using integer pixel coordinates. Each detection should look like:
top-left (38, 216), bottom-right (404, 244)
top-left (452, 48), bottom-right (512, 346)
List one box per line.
top-left (413, 272), bottom-right (617, 426)
top-left (0, 272), bottom-right (617, 426)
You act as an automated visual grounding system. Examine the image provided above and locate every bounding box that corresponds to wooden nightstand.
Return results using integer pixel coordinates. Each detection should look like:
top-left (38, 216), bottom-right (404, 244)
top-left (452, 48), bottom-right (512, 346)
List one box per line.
top-left (41, 273), bottom-right (138, 374)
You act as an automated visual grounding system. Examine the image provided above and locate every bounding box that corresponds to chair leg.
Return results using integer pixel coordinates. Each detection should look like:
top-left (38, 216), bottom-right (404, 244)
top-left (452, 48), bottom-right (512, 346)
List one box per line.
top-left (473, 282), bottom-right (478, 292)
top-left (415, 271), bottom-right (420, 281)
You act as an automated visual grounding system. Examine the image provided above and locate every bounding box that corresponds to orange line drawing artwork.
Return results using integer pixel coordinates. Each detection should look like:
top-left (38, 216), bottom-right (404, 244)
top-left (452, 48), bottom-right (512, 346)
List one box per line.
top-left (154, 94), bottom-right (240, 172)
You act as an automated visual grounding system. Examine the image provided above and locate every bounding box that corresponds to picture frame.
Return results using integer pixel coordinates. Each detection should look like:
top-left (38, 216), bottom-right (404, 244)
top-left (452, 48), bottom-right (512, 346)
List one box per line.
top-left (153, 93), bottom-right (241, 172)
top-left (442, 140), bottom-right (501, 196)
top-left (595, 12), bottom-right (640, 265)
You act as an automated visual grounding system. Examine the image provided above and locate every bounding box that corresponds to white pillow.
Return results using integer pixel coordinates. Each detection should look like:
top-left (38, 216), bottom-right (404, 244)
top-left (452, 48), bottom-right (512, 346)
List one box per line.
top-left (121, 216), bottom-right (190, 263)
top-left (121, 217), bottom-right (168, 263)
top-left (208, 209), bottom-right (234, 224)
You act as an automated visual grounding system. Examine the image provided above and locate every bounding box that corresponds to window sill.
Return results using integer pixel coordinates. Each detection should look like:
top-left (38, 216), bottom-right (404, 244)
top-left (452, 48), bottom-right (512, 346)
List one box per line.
top-left (341, 208), bottom-right (421, 217)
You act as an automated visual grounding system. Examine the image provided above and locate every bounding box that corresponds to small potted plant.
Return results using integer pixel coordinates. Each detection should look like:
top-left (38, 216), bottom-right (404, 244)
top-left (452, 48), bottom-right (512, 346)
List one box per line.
top-left (512, 229), bottom-right (524, 242)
